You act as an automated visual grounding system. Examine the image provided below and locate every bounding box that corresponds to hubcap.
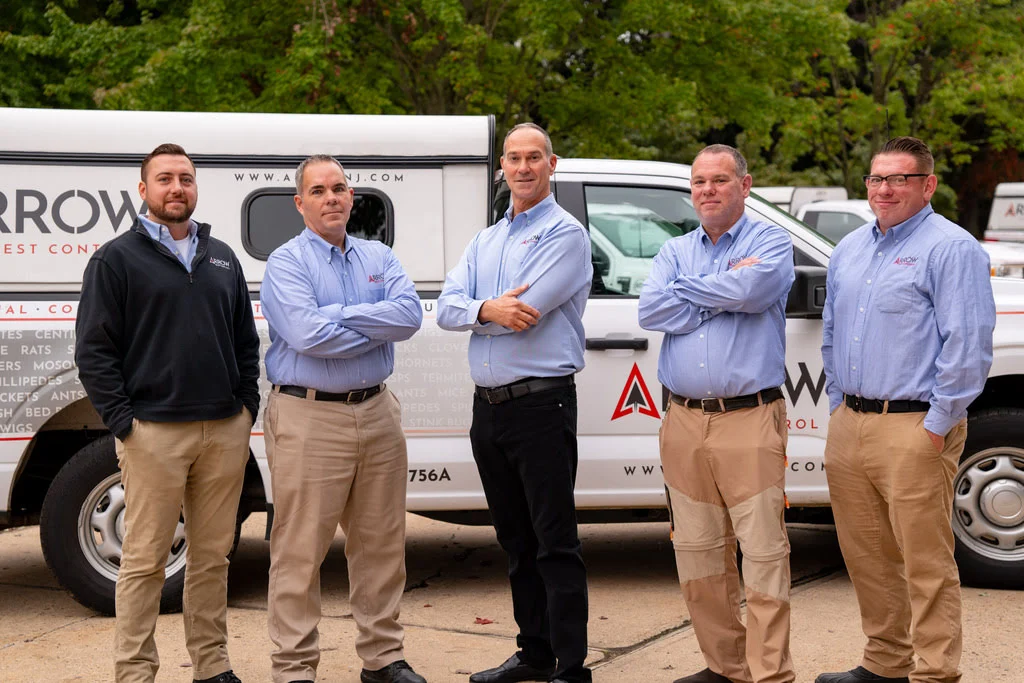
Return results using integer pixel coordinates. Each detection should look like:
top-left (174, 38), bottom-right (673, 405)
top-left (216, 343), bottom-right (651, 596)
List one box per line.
top-left (77, 473), bottom-right (188, 582)
top-left (952, 447), bottom-right (1024, 562)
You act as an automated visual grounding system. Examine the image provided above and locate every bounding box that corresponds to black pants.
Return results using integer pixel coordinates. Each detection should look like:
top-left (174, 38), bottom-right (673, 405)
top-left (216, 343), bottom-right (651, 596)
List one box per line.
top-left (470, 383), bottom-right (591, 682)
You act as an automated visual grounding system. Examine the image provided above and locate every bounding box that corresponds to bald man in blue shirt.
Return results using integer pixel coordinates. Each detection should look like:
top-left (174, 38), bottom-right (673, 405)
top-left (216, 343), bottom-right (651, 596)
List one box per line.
top-left (438, 123), bottom-right (593, 683)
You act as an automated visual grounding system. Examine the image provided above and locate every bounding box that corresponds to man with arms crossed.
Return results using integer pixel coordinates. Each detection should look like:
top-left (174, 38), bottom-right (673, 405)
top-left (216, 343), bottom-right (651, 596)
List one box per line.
top-left (639, 144), bottom-right (796, 683)
top-left (76, 143), bottom-right (260, 683)
top-left (816, 137), bottom-right (995, 683)
top-left (261, 154), bottom-right (425, 683)
top-left (437, 123), bottom-right (593, 683)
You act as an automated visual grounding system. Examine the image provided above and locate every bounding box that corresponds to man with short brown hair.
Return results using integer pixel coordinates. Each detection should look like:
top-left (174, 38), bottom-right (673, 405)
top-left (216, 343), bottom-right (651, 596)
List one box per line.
top-left (639, 144), bottom-right (796, 683)
top-left (817, 136), bottom-right (996, 683)
top-left (76, 143), bottom-right (260, 683)
top-left (261, 154), bottom-right (425, 683)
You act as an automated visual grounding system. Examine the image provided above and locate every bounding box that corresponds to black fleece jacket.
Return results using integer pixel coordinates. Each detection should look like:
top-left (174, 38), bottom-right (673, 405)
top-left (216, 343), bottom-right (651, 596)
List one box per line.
top-left (75, 218), bottom-right (261, 440)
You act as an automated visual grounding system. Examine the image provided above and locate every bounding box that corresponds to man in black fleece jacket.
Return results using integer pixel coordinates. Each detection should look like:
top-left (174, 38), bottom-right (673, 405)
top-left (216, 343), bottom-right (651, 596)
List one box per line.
top-left (75, 144), bottom-right (259, 683)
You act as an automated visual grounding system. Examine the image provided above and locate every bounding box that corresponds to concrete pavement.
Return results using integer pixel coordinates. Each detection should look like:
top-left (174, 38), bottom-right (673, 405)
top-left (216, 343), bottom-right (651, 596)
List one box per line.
top-left (1, 514), bottom-right (1021, 682)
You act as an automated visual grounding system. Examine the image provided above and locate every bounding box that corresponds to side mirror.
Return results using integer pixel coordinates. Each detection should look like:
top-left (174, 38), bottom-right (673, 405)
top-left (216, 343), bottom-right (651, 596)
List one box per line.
top-left (786, 265), bottom-right (827, 318)
top-left (591, 246), bottom-right (610, 277)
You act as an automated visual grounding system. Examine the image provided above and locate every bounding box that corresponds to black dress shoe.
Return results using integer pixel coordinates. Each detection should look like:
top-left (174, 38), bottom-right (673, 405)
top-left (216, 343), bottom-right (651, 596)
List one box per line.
top-left (468, 653), bottom-right (556, 683)
top-left (814, 667), bottom-right (910, 683)
top-left (194, 671), bottom-right (242, 683)
top-left (361, 659), bottom-right (427, 683)
top-left (672, 668), bottom-right (734, 683)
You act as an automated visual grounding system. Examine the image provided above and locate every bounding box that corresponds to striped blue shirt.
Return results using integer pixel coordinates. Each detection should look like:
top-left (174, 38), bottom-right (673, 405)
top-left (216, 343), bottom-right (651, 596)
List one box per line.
top-left (261, 229), bottom-right (422, 392)
top-left (639, 214), bottom-right (795, 399)
top-left (437, 193), bottom-right (592, 387)
top-left (822, 204), bottom-right (995, 435)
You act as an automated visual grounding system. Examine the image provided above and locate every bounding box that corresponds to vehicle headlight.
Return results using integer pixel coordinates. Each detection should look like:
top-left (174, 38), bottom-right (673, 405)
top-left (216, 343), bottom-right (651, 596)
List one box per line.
top-left (991, 264), bottom-right (1024, 278)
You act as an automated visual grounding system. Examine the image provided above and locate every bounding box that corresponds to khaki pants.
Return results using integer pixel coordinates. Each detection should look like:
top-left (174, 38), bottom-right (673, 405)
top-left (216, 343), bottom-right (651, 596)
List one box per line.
top-left (113, 410), bottom-right (252, 683)
top-left (265, 387), bottom-right (409, 683)
top-left (660, 398), bottom-right (794, 683)
top-left (825, 405), bottom-right (968, 683)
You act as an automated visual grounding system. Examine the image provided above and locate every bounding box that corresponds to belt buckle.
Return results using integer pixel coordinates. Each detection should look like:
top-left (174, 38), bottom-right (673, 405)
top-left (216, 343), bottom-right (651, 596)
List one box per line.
top-left (701, 397), bottom-right (720, 413)
top-left (852, 396), bottom-right (863, 412)
top-left (485, 388), bottom-right (504, 405)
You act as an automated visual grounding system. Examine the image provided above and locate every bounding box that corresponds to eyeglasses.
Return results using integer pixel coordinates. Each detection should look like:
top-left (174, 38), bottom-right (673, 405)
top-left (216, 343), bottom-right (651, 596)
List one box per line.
top-left (863, 173), bottom-right (928, 188)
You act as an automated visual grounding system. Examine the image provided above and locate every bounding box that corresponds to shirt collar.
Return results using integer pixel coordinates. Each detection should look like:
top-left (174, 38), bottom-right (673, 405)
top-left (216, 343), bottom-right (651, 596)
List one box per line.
top-left (872, 203), bottom-right (933, 243)
top-left (302, 227), bottom-right (354, 262)
top-left (699, 213), bottom-right (748, 247)
top-left (503, 192), bottom-right (557, 226)
top-left (139, 214), bottom-right (198, 241)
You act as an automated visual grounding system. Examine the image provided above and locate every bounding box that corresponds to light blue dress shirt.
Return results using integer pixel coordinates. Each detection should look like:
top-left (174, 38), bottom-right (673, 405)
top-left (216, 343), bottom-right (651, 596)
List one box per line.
top-left (638, 214), bottom-right (795, 399)
top-left (261, 228), bottom-right (422, 392)
top-left (139, 214), bottom-right (198, 272)
top-left (821, 204), bottom-right (995, 435)
top-left (437, 193), bottom-right (592, 387)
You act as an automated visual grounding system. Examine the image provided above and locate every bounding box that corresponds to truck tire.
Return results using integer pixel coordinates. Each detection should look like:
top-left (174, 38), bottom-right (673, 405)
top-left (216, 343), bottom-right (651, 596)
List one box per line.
top-left (39, 436), bottom-right (187, 615)
top-left (953, 408), bottom-right (1024, 588)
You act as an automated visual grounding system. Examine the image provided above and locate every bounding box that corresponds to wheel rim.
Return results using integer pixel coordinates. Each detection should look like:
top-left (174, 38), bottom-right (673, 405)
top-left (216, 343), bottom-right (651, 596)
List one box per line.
top-left (77, 472), bottom-right (188, 582)
top-left (952, 447), bottom-right (1024, 562)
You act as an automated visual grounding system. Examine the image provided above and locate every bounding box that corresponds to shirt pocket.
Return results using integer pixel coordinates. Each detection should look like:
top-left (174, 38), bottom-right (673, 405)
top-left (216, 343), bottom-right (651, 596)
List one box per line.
top-left (368, 285), bottom-right (386, 303)
top-left (876, 283), bottom-right (918, 314)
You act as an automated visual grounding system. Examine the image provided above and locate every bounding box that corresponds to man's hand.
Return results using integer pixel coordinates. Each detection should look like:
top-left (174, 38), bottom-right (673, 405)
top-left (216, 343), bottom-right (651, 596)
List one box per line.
top-left (478, 284), bottom-right (541, 332)
top-left (926, 429), bottom-right (945, 452)
top-left (730, 256), bottom-right (761, 270)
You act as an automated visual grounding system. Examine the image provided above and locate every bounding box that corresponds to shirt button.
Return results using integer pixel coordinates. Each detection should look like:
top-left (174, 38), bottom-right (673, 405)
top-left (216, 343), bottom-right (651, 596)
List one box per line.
top-left (707, 391), bottom-right (713, 396)
top-left (713, 259), bottom-right (719, 263)
top-left (699, 363), bottom-right (705, 368)
top-left (852, 365), bottom-right (857, 370)
top-left (699, 334), bottom-right (704, 339)
top-left (859, 307), bottom-right (864, 312)
top-left (878, 252), bottom-right (883, 257)
top-left (854, 336), bottom-right (859, 341)
top-left (866, 279), bottom-right (872, 284)
top-left (717, 308), bottom-right (723, 312)
top-left (483, 362), bottom-right (489, 367)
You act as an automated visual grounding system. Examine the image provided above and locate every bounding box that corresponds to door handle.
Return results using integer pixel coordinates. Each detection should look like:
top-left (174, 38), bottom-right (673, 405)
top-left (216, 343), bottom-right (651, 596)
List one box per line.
top-left (585, 337), bottom-right (649, 351)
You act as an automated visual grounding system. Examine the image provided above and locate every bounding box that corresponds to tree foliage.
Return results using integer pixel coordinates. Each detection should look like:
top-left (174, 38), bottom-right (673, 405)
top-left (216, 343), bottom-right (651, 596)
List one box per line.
top-left (3, 0), bottom-right (1023, 231)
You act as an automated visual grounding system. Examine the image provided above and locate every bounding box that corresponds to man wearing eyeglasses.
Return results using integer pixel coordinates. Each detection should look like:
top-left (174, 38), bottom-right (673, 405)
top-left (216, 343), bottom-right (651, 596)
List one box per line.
top-left (816, 137), bottom-right (995, 683)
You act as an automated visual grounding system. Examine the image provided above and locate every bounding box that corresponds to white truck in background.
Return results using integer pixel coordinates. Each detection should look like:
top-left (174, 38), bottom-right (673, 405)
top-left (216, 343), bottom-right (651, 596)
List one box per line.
top-left (985, 182), bottom-right (1024, 243)
top-left (2, 110), bottom-right (1023, 618)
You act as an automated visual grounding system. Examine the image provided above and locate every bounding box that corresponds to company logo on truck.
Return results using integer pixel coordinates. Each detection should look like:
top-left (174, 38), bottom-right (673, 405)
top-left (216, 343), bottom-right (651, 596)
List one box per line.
top-left (0, 189), bottom-right (143, 235)
top-left (611, 363), bottom-right (661, 420)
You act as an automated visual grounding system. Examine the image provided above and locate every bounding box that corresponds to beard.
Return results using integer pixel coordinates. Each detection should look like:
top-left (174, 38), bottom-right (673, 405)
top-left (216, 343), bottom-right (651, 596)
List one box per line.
top-left (147, 197), bottom-right (196, 225)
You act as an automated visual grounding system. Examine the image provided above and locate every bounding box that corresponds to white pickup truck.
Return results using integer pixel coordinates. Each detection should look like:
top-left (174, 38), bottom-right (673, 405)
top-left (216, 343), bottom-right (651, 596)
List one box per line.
top-left (2, 109), bottom-right (1022, 616)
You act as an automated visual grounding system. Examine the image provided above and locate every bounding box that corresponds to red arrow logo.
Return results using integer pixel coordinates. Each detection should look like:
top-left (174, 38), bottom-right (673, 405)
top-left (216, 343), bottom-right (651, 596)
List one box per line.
top-left (611, 363), bottom-right (661, 420)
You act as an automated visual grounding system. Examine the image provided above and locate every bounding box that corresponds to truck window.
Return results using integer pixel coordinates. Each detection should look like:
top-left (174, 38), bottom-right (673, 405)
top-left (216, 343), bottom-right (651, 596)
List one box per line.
top-left (241, 187), bottom-right (393, 260)
top-left (803, 210), bottom-right (862, 244)
top-left (583, 185), bottom-right (699, 296)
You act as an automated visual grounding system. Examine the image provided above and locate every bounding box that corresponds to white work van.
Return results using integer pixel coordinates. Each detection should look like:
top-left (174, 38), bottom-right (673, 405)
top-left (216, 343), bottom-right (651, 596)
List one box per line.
top-left (2, 110), bottom-right (1023, 617)
top-left (751, 185), bottom-right (848, 215)
top-left (985, 182), bottom-right (1024, 243)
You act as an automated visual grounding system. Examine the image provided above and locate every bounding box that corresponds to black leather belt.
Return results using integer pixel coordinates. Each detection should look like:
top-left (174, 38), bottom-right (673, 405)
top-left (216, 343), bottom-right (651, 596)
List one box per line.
top-left (672, 387), bottom-right (784, 413)
top-left (475, 375), bottom-right (574, 405)
top-left (274, 384), bottom-right (383, 403)
top-left (844, 394), bottom-right (929, 413)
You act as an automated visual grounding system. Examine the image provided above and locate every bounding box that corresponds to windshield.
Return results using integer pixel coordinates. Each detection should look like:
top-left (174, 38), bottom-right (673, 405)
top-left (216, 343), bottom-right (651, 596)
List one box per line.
top-left (589, 206), bottom-right (692, 258)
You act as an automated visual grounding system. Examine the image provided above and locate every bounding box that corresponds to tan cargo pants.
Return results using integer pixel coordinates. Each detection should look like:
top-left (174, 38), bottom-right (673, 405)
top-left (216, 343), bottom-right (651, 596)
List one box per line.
top-left (265, 387), bottom-right (409, 683)
top-left (825, 404), bottom-right (968, 683)
top-left (660, 398), bottom-right (794, 683)
top-left (113, 409), bottom-right (252, 683)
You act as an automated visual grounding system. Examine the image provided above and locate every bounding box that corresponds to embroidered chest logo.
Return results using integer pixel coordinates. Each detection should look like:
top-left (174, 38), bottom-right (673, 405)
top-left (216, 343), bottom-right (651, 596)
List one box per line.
top-left (727, 256), bottom-right (744, 269)
top-left (893, 256), bottom-right (919, 266)
top-left (521, 233), bottom-right (541, 246)
top-left (367, 273), bottom-right (385, 283)
top-left (208, 257), bottom-right (231, 270)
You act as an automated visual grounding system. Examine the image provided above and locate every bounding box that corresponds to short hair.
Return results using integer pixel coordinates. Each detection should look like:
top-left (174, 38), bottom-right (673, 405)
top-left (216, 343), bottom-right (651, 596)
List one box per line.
top-left (693, 144), bottom-right (748, 178)
top-left (295, 154), bottom-right (344, 194)
top-left (503, 122), bottom-right (553, 157)
top-left (873, 136), bottom-right (935, 174)
top-left (141, 143), bottom-right (194, 181)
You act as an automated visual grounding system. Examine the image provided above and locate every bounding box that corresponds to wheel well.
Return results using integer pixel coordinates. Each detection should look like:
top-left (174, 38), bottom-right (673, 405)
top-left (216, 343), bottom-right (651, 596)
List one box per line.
top-left (8, 398), bottom-right (266, 527)
top-left (969, 374), bottom-right (1024, 414)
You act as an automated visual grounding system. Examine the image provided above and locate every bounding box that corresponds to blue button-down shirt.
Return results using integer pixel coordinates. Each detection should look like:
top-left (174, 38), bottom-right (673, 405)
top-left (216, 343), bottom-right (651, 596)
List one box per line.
top-left (437, 193), bottom-right (592, 387)
top-left (639, 214), bottom-right (795, 399)
top-left (261, 228), bottom-right (423, 392)
top-left (139, 214), bottom-right (198, 272)
top-left (822, 204), bottom-right (995, 435)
